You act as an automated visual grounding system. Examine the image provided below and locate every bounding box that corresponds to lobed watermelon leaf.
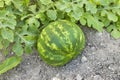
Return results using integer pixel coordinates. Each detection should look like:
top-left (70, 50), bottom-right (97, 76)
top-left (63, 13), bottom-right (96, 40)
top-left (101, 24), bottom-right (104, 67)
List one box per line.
top-left (111, 29), bottom-right (120, 39)
top-left (84, 13), bottom-right (104, 32)
top-left (107, 11), bottom-right (118, 22)
top-left (46, 10), bottom-right (57, 20)
top-left (12, 40), bottom-right (23, 56)
top-left (1, 28), bottom-right (14, 42)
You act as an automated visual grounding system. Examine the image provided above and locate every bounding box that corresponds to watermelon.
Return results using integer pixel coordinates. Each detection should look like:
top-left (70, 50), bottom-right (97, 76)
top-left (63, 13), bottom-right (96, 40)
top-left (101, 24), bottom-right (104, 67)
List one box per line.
top-left (37, 20), bottom-right (85, 66)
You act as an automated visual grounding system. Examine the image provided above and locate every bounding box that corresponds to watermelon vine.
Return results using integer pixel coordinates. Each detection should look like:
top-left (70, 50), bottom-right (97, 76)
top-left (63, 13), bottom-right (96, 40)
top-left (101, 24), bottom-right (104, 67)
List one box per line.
top-left (0, 0), bottom-right (120, 74)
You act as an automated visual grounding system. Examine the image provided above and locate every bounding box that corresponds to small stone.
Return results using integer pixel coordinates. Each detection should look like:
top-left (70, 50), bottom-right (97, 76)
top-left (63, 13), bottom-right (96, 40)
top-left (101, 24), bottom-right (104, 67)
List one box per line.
top-left (81, 56), bottom-right (87, 63)
top-left (91, 46), bottom-right (96, 50)
top-left (87, 43), bottom-right (93, 47)
top-left (52, 77), bottom-right (61, 80)
top-left (108, 65), bottom-right (118, 71)
top-left (76, 74), bottom-right (83, 80)
top-left (96, 32), bottom-right (103, 37)
top-left (108, 66), bottom-right (114, 71)
top-left (93, 75), bottom-right (104, 80)
top-left (27, 63), bottom-right (30, 65)
top-left (11, 52), bottom-right (14, 54)
top-left (56, 73), bottom-right (60, 77)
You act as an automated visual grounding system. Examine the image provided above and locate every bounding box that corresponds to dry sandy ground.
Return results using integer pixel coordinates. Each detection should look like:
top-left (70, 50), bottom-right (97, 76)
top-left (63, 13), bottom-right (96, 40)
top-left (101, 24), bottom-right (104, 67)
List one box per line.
top-left (0, 27), bottom-right (120, 80)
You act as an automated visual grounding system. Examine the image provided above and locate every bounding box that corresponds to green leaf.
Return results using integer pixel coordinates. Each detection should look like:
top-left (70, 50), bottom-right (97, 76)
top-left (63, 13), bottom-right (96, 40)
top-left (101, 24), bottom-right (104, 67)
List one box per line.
top-left (21, 14), bottom-right (33, 20)
top-left (25, 45), bottom-right (32, 54)
top-left (80, 16), bottom-right (86, 25)
top-left (13, 41), bottom-right (23, 56)
top-left (0, 37), bottom-right (3, 49)
top-left (0, 39), bottom-right (10, 55)
top-left (101, 18), bottom-right (111, 27)
top-left (0, 56), bottom-right (21, 75)
top-left (0, 1), bottom-right (4, 7)
top-left (1, 28), bottom-right (14, 42)
top-left (100, 0), bottom-right (111, 5)
top-left (22, 34), bottom-right (36, 45)
top-left (0, 10), bottom-right (16, 30)
top-left (26, 17), bottom-right (40, 34)
top-left (2, 40), bottom-right (10, 49)
top-left (26, 17), bottom-right (40, 28)
top-left (5, 18), bottom-right (16, 30)
top-left (65, 4), bottom-right (72, 12)
top-left (57, 11), bottom-right (65, 19)
top-left (71, 5), bottom-right (84, 20)
top-left (4, 0), bottom-right (12, 5)
top-left (36, 12), bottom-right (46, 21)
top-left (39, 0), bottom-right (52, 5)
top-left (28, 5), bottom-right (36, 13)
top-left (69, 16), bottom-right (76, 23)
top-left (116, 17), bottom-right (120, 30)
top-left (12, 0), bottom-right (23, 12)
top-left (111, 29), bottom-right (120, 39)
top-left (112, 8), bottom-right (120, 16)
top-left (46, 10), bottom-right (57, 20)
top-left (55, 2), bottom-right (67, 11)
top-left (23, 0), bottom-right (30, 6)
top-left (15, 32), bottom-right (34, 47)
top-left (106, 25), bottom-right (114, 32)
top-left (101, 10), bottom-right (107, 16)
top-left (85, 13), bottom-right (104, 32)
top-left (86, 1), bottom-right (97, 14)
top-left (55, 1), bottom-right (72, 12)
top-left (107, 12), bottom-right (118, 22)
top-left (0, 42), bottom-right (3, 49)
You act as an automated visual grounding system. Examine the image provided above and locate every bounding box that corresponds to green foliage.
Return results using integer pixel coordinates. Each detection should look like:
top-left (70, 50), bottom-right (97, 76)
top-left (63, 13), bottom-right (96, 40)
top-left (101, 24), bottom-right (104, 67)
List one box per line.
top-left (0, 0), bottom-right (120, 74)
top-left (0, 56), bottom-right (22, 75)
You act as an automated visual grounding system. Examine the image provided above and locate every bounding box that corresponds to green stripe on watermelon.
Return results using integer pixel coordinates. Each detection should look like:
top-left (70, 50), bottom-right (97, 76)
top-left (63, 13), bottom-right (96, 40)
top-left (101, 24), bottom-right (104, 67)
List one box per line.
top-left (54, 21), bottom-right (77, 51)
top-left (45, 26), bottom-right (66, 51)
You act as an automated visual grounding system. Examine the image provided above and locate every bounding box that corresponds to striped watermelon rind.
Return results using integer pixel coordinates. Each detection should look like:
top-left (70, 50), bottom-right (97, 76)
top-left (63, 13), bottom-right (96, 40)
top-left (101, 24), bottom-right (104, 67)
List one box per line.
top-left (37, 20), bottom-right (85, 66)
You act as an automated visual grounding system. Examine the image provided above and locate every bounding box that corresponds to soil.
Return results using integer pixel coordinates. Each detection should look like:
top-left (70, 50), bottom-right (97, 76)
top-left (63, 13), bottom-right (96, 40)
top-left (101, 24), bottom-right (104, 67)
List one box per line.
top-left (0, 27), bottom-right (120, 80)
